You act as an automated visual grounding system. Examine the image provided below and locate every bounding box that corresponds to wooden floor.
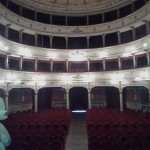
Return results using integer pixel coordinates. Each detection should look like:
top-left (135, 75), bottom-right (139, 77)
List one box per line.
top-left (65, 112), bottom-right (88, 150)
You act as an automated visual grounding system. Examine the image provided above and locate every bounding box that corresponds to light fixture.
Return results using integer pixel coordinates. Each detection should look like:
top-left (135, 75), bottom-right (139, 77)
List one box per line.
top-left (48, 52), bottom-right (58, 59)
top-left (84, 75), bottom-right (95, 83)
top-left (62, 75), bottom-right (72, 83)
top-left (110, 74), bottom-right (124, 84)
top-left (143, 43), bottom-right (148, 48)
top-left (99, 51), bottom-right (107, 58)
top-left (122, 52), bottom-right (131, 57)
top-left (18, 48), bottom-right (32, 57)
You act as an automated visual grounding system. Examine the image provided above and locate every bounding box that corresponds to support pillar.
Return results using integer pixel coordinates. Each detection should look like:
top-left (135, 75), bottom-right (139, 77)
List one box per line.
top-left (19, 29), bottom-right (24, 43)
top-left (5, 24), bottom-right (10, 39)
top-left (117, 9), bottom-right (120, 19)
top-left (19, 56), bottom-right (23, 70)
top-left (50, 35), bottom-right (53, 48)
top-left (103, 58), bottom-right (106, 71)
top-left (34, 11), bottom-right (37, 21)
top-left (65, 16), bottom-right (68, 26)
top-left (117, 31), bottom-right (121, 45)
top-left (147, 52), bottom-right (150, 66)
top-left (51, 60), bottom-right (53, 72)
top-left (35, 59), bottom-right (37, 71)
top-left (131, 26), bottom-right (136, 41)
top-left (118, 57), bottom-right (121, 70)
top-left (88, 91), bottom-right (92, 109)
top-left (144, 20), bottom-right (150, 35)
top-left (66, 91), bottom-right (70, 109)
top-left (66, 60), bottom-right (68, 72)
top-left (5, 55), bottom-right (9, 69)
top-left (87, 36), bottom-right (90, 48)
top-left (102, 34), bottom-right (105, 47)
top-left (119, 90), bottom-right (123, 112)
top-left (35, 33), bottom-right (38, 46)
top-left (87, 60), bottom-right (90, 72)
top-left (34, 92), bottom-right (38, 112)
top-left (65, 37), bottom-right (68, 49)
top-left (133, 54), bottom-right (136, 68)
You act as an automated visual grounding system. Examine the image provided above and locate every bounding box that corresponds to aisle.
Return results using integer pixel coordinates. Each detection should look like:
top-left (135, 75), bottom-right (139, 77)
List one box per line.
top-left (65, 112), bottom-right (88, 150)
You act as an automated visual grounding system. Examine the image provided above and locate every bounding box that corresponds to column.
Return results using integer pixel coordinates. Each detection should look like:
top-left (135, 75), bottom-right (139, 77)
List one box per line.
top-left (87, 60), bottom-right (90, 72)
top-left (5, 92), bottom-right (9, 111)
top-left (117, 9), bottom-right (120, 19)
top-left (102, 13), bottom-right (105, 23)
top-left (131, 26), bottom-right (136, 41)
top-left (34, 11), bottom-right (37, 21)
top-left (118, 57), bottom-right (121, 70)
top-left (66, 91), bottom-right (70, 109)
top-left (88, 90), bottom-right (92, 109)
top-left (66, 60), bottom-right (68, 72)
top-left (86, 15), bottom-right (89, 25)
top-left (65, 16), bottom-right (68, 26)
top-left (35, 59), bottom-right (37, 71)
top-left (102, 34), bottom-right (106, 47)
top-left (117, 31), bottom-right (121, 45)
top-left (103, 58), bottom-right (106, 71)
top-left (133, 54), bottom-right (136, 68)
top-left (50, 35), bottom-right (53, 48)
top-left (19, 29), bottom-right (24, 43)
top-left (51, 59), bottom-right (53, 72)
top-left (87, 36), bottom-right (90, 48)
top-left (147, 52), bottom-right (150, 66)
top-left (144, 20), bottom-right (150, 35)
top-left (50, 15), bottom-right (52, 24)
top-left (19, 5), bottom-right (22, 16)
top-left (5, 55), bottom-right (9, 69)
top-left (119, 90), bottom-right (123, 112)
top-left (35, 33), bottom-right (38, 46)
top-left (5, 24), bottom-right (10, 39)
top-left (34, 91), bottom-right (38, 112)
top-left (65, 37), bottom-right (68, 49)
top-left (131, 1), bottom-right (135, 12)
top-left (19, 56), bottom-right (23, 70)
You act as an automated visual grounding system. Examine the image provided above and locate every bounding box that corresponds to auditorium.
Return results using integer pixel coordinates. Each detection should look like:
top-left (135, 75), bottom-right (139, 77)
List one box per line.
top-left (0, 0), bottom-right (150, 149)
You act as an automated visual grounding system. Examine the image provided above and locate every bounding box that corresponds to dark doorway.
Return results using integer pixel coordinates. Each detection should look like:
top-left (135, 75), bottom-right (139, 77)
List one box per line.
top-left (106, 86), bottom-right (120, 109)
top-left (38, 87), bottom-right (52, 110)
top-left (69, 87), bottom-right (88, 110)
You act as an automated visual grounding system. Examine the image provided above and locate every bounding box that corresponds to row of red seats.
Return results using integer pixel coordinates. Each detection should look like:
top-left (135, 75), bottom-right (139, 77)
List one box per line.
top-left (86, 108), bottom-right (150, 150)
top-left (3, 108), bottom-right (72, 150)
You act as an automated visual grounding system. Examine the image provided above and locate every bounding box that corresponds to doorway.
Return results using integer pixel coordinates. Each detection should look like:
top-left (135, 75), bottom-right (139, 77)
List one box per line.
top-left (69, 87), bottom-right (88, 110)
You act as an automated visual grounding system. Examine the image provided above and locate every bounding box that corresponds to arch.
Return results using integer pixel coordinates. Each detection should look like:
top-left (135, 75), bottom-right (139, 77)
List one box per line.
top-left (91, 86), bottom-right (120, 109)
top-left (9, 88), bottom-right (34, 112)
top-left (69, 87), bottom-right (88, 110)
top-left (123, 86), bottom-right (149, 110)
top-left (38, 87), bottom-right (66, 110)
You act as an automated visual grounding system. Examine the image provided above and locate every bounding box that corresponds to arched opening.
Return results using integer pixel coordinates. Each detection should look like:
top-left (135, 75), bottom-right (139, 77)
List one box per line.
top-left (123, 86), bottom-right (149, 110)
top-left (91, 86), bottom-right (120, 109)
top-left (106, 86), bottom-right (120, 109)
top-left (38, 87), bottom-right (66, 110)
top-left (69, 87), bottom-right (88, 110)
top-left (9, 88), bottom-right (34, 112)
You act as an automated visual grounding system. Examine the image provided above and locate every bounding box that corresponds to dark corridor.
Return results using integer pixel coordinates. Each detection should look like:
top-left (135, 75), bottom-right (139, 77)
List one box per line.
top-left (69, 87), bottom-right (88, 110)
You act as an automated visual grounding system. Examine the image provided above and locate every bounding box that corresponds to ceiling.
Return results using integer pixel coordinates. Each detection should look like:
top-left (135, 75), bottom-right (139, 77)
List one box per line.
top-left (12, 0), bottom-right (132, 15)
